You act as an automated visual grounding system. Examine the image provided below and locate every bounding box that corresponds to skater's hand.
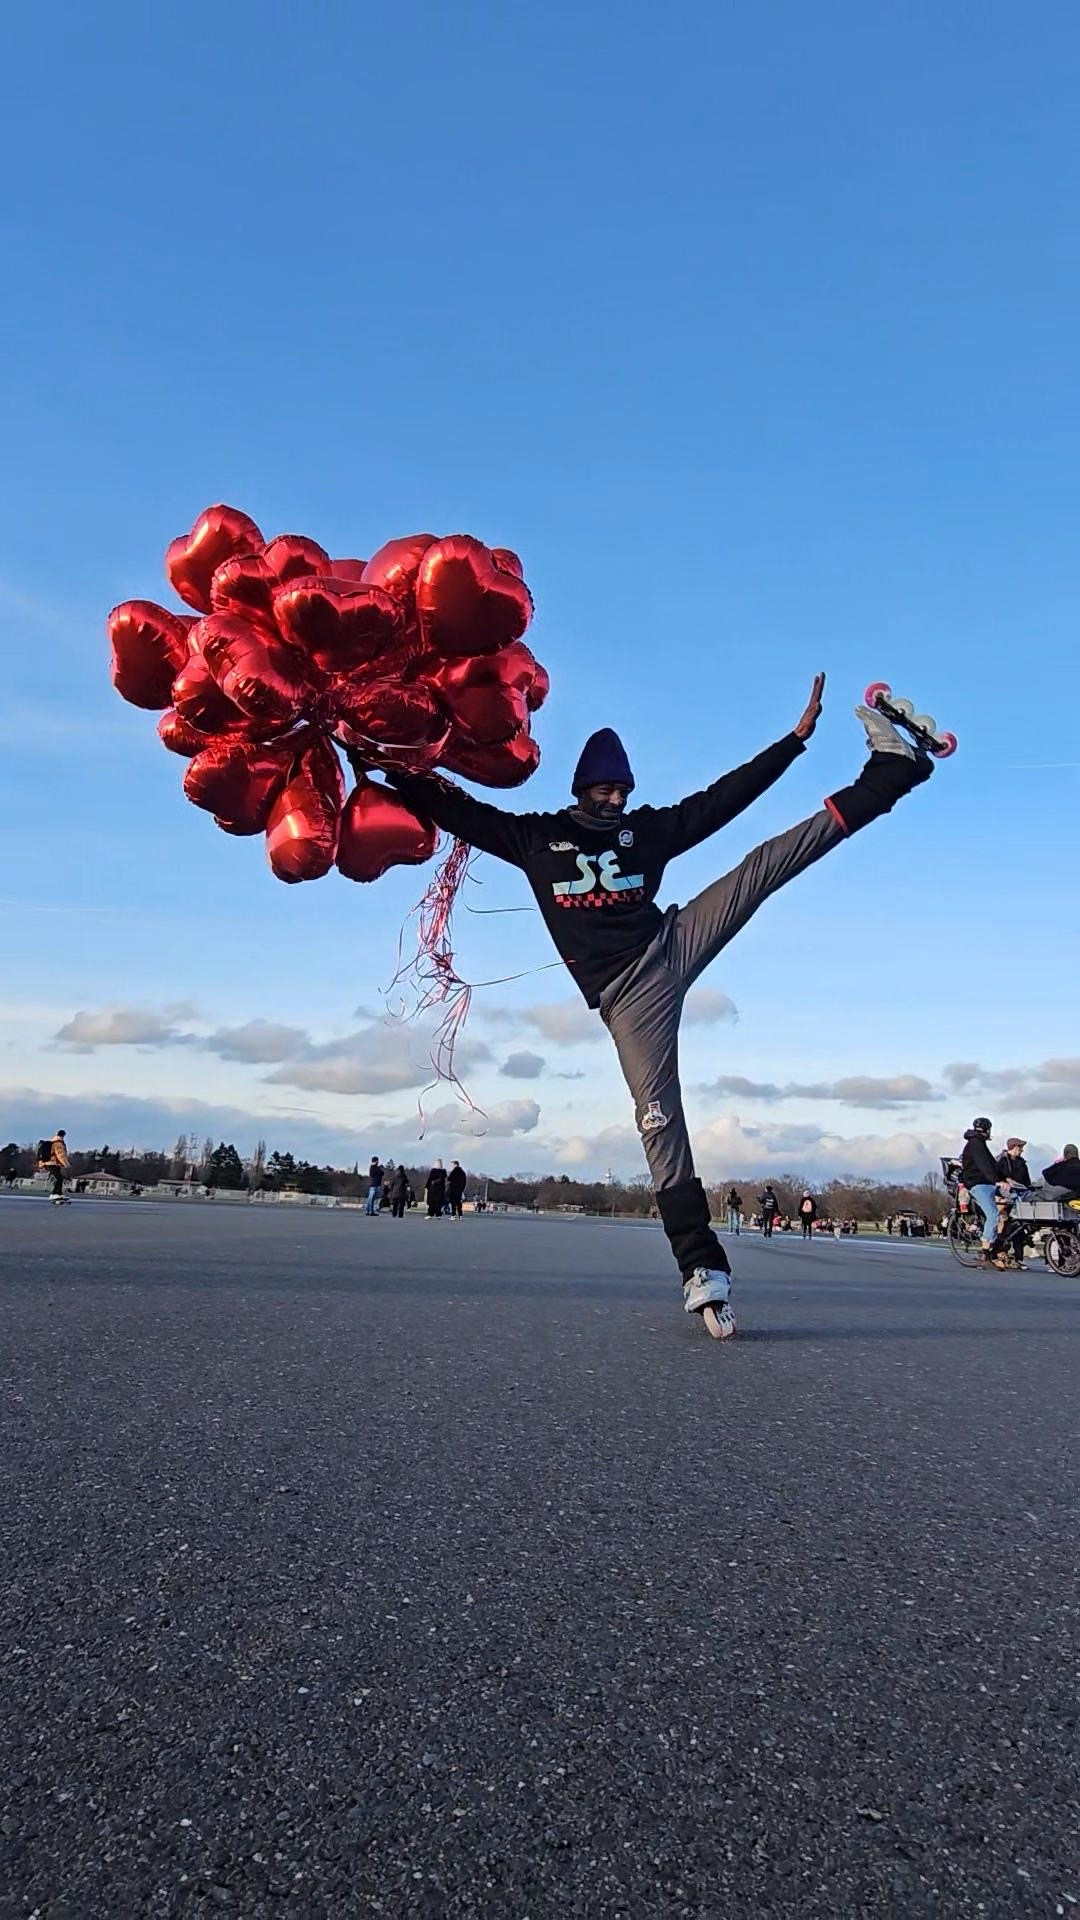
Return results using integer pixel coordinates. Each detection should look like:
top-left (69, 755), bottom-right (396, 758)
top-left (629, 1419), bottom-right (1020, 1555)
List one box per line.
top-left (793, 672), bottom-right (825, 741)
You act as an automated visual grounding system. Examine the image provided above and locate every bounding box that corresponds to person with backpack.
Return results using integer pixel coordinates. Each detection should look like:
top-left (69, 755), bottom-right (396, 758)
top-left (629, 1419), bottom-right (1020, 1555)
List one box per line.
top-left (758, 1184), bottom-right (779, 1238)
top-left (37, 1129), bottom-right (70, 1204)
top-left (798, 1190), bottom-right (817, 1240)
top-left (447, 1160), bottom-right (467, 1219)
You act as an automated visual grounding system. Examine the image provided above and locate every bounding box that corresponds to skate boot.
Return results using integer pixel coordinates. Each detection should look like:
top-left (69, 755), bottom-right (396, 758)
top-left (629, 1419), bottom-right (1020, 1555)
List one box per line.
top-left (825, 707), bottom-right (933, 835)
top-left (683, 1268), bottom-right (736, 1340)
top-left (656, 1178), bottom-right (736, 1341)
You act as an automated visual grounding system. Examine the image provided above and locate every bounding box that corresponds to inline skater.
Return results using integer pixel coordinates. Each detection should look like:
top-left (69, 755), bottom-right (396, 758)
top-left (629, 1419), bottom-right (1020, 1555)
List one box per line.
top-left (382, 679), bottom-right (933, 1338)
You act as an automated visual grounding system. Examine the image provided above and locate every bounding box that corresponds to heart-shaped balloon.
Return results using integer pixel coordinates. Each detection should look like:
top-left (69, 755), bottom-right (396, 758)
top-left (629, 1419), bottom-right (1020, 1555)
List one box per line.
top-left (200, 614), bottom-right (316, 729)
top-left (336, 777), bottom-right (438, 883)
top-left (416, 536), bottom-right (533, 657)
top-left (157, 708), bottom-right (208, 757)
top-left (210, 552), bottom-right (278, 623)
top-left (165, 504), bottom-right (264, 613)
top-left (172, 653), bottom-right (255, 737)
top-left (361, 534), bottom-right (438, 606)
top-left (327, 557), bottom-right (368, 582)
top-left (262, 533), bottom-right (331, 585)
top-left (108, 600), bottom-right (192, 710)
top-left (430, 652), bottom-right (531, 745)
top-left (490, 547), bottom-right (524, 579)
top-left (183, 738), bottom-right (295, 834)
top-left (439, 726), bottom-right (540, 787)
top-left (333, 677), bottom-right (451, 773)
top-left (265, 736), bottom-right (344, 883)
top-left (273, 577), bottom-right (405, 677)
top-left (496, 638), bottom-right (549, 711)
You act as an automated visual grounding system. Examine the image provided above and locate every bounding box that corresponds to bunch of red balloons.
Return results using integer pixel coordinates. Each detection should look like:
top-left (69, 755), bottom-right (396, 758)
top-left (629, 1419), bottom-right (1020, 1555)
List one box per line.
top-left (108, 504), bottom-right (548, 884)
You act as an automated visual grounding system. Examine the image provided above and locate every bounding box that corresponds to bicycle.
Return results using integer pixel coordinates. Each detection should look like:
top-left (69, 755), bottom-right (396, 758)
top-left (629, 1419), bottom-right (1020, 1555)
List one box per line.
top-left (941, 1157), bottom-right (1080, 1275)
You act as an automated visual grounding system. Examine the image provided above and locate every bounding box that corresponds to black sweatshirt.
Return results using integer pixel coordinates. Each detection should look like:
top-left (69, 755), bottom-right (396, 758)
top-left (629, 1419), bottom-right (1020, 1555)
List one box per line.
top-left (390, 733), bottom-right (805, 1006)
top-left (960, 1130), bottom-right (1000, 1187)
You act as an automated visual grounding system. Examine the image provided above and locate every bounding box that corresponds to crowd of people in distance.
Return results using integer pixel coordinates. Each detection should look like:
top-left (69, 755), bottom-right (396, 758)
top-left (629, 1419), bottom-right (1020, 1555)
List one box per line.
top-left (363, 1155), bottom-right (474, 1220)
top-left (722, 1185), bottom-right (863, 1239)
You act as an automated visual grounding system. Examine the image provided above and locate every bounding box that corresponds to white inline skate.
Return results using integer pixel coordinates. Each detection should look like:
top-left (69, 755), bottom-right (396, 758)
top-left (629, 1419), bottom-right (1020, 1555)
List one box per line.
top-left (683, 1268), bottom-right (736, 1340)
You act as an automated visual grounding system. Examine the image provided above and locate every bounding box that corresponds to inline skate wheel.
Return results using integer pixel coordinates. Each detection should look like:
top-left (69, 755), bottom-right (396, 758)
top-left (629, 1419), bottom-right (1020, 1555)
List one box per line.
top-left (863, 681), bottom-right (891, 708)
top-left (932, 731), bottom-right (958, 758)
top-left (891, 696), bottom-right (915, 720)
top-left (911, 713), bottom-right (937, 736)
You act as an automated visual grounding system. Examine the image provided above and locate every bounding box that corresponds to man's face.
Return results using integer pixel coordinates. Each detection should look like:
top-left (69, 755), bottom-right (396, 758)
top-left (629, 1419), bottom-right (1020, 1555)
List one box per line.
top-left (579, 782), bottom-right (630, 822)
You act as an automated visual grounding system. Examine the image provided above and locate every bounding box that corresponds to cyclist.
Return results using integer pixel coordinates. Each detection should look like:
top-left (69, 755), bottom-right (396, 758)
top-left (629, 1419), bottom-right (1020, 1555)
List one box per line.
top-left (960, 1117), bottom-right (1008, 1267)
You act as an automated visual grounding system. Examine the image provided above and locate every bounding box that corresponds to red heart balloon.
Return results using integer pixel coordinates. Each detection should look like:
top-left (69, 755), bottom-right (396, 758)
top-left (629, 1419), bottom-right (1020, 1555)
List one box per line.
top-left (497, 639), bottom-right (549, 711)
top-left (361, 534), bottom-right (438, 606)
top-left (333, 677), bottom-right (451, 773)
top-left (438, 726), bottom-right (540, 787)
top-left (336, 777), bottom-right (437, 883)
top-left (172, 652), bottom-right (255, 737)
top-left (416, 536), bottom-right (533, 657)
top-left (525, 659), bottom-right (550, 712)
top-left (200, 614), bottom-right (315, 729)
top-left (108, 600), bottom-right (192, 710)
top-left (157, 708), bottom-right (208, 757)
top-left (265, 736), bottom-right (344, 883)
top-left (261, 533), bottom-right (331, 584)
top-left (327, 557), bottom-right (368, 581)
top-left (491, 547), bottom-right (524, 579)
top-left (210, 551), bottom-right (277, 623)
top-left (273, 577), bottom-right (404, 676)
top-left (183, 738), bottom-right (295, 834)
top-left (430, 652), bottom-right (531, 745)
top-left (165, 504), bottom-right (264, 613)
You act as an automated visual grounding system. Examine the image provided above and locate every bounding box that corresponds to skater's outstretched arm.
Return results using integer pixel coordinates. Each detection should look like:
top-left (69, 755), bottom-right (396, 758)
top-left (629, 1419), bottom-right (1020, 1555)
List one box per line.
top-left (382, 766), bottom-right (534, 866)
top-left (640, 673), bottom-right (824, 859)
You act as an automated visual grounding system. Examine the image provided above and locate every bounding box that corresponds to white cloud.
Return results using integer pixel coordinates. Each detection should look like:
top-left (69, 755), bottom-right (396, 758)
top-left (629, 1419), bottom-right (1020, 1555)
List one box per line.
top-left (55, 1007), bottom-right (190, 1051)
top-left (697, 1072), bottom-right (938, 1110)
top-left (944, 1058), bottom-right (1080, 1112)
top-left (0, 1084), bottom-right (355, 1161)
top-left (547, 1112), bottom-right (967, 1183)
top-left (500, 1051), bottom-right (546, 1080)
top-left (203, 1021), bottom-right (311, 1064)
top-left (264, 1027), bottom-right (490, 1097)
top-left (477, 998), bottom-right (601, 1045)
top-left (378, 1098), bottom-right (541, 1144)
top-left (683, 989), bottom-right (738, 1026)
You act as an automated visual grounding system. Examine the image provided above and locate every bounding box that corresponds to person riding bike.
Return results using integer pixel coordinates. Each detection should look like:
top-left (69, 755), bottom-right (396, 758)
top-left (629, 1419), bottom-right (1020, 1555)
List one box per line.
top-left (960, 1117), bottom-right (1009, 1266)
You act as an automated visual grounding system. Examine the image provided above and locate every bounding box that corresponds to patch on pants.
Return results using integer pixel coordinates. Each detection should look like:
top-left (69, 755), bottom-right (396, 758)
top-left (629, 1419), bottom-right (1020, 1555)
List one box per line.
top-left (640, 1099), bottom-right (668, 1134)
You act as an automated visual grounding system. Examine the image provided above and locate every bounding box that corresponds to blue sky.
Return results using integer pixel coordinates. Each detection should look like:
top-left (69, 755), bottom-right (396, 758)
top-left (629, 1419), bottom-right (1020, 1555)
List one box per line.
top-left (2, 1), bottom-right (1078, 1180)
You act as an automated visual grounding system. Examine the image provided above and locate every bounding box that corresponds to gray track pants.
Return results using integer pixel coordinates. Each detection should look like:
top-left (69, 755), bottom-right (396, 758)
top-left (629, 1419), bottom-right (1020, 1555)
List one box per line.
top-left (598, 810), bottom-right (842, 1191)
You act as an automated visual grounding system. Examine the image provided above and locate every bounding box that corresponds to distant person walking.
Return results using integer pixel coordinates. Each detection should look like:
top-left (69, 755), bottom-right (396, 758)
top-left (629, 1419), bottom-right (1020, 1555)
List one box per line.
top-left (758, 1185), bottom-right (778, 1238)
top-left (725, 1187), bottom-right (742, 1236)
top-left (37, 1129), bottom-right (70, 1204)
top-left (425, 1160), bottom-right (447, 1218)
top-left (447, 1160), bottom-right (467, 1220)
top-left (389, 1164), bottom-right (410, 1219)
top-left (365, 1156), bottom-right (384, 1217)
top-left (798, 1190), bottom-right (817, 1240)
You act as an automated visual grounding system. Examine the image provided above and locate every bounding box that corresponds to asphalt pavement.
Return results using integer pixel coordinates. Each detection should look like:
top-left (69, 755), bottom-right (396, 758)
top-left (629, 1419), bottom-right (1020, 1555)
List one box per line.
top-left (1, 1200), bottom-right (1077, 1917)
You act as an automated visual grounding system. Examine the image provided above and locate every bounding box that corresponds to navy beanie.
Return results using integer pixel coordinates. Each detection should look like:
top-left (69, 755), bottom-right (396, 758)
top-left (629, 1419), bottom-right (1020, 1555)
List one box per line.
top-left (571, 728), bottom-right (635, 797)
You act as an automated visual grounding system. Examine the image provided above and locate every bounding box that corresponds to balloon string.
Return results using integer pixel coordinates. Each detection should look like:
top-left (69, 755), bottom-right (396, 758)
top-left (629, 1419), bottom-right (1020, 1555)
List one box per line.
top-left (386, 839), bottom-right (568, 1137)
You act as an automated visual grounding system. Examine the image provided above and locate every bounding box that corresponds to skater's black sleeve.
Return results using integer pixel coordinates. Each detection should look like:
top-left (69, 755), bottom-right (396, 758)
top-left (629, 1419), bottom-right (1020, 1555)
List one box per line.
top-left (386, 770), bottom-right (534, 866)
top-left (638, 733), bottom-right (806, 859)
